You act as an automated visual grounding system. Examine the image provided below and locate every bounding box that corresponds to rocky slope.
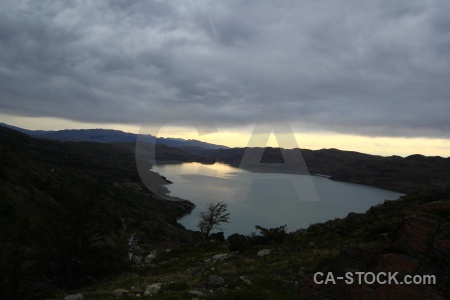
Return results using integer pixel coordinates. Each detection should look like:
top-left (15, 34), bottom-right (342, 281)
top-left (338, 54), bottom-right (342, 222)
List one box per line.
top-left (299, 199), bottom-right (450, 299)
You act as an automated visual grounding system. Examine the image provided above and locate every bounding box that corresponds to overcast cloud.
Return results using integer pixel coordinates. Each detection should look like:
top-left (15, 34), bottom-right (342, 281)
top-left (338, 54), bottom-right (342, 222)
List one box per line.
top-left (1, 0), bottom-right (450, 138)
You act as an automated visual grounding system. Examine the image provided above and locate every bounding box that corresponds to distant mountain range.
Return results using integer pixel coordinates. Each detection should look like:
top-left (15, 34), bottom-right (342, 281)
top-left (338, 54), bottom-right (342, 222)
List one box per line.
top-left (0, 123), bottom-right (228, 150)
top-left (1, 123), bottom-right (449, 193)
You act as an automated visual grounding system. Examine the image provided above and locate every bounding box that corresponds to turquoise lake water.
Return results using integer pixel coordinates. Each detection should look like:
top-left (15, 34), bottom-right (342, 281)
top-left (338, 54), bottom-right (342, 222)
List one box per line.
top-left (152, 162), bottom-right (403, 236)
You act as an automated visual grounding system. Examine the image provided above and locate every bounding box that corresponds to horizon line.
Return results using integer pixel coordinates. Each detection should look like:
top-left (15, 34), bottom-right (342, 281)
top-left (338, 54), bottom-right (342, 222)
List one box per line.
top-left (1, 122), bottom-right (448, 159)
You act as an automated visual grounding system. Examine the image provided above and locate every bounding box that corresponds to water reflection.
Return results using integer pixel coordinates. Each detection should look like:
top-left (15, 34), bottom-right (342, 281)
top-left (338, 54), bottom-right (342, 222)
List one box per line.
top-left (152, 162), bottom-right (403, 236)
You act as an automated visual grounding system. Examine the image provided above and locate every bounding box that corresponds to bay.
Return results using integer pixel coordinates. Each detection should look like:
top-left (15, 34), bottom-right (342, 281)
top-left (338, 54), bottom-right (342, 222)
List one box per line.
top-left (152, 162), bottom-right (403, 236)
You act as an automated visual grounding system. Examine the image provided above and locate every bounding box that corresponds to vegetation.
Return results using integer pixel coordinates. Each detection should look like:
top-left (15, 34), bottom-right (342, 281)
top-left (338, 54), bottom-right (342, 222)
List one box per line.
top-left (0, 126), bottom-right (195, 299)
top-left (36, 187), bottom-right (447, 299)
top-left (227, 225), bottom-right (288, 251)
top-left (1, 125), bottom-right (449, 299)
top-left (197, 202), bottom-right (230, 239)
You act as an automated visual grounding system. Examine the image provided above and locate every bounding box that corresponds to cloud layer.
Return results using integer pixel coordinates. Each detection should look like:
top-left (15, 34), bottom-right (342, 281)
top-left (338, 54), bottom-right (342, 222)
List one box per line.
top-left (1, 0), bottom-right (450, 138)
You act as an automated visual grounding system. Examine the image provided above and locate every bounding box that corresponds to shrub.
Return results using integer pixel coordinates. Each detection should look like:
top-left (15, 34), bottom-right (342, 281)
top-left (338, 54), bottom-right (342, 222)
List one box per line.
top-left (227, 234), bottom-right (251, 251)
top-left (254, 225), bottom-right (288, 244)
top-left (210, 231), bottom-right (225, 241)
top-left (421, 181), bottom-right (450, 202)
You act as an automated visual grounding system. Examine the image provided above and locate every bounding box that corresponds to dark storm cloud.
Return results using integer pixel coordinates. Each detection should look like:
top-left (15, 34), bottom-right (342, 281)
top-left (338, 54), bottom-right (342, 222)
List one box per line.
top-left (1, 0), bottom-right (450, 138)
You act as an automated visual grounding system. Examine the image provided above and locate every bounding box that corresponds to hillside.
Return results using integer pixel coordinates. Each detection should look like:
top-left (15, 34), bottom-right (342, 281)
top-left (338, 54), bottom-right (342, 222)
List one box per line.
top-left (0, 126), bottom-right (197, 299)
top-left (3, 123), bottom-right (449, 194)
top-left (196, 147), bottom-right (450, 193)
top-left (1, 126), bottom-right (450, 299)
top-left (21, 181), bottom-right (450, 299)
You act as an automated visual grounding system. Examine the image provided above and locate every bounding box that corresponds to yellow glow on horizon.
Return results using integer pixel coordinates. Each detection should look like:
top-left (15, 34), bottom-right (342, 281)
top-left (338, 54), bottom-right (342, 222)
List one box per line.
top-left (154, 127), bottom-right (450, 157)
top-left (294, 133), bottom-right (450, 157)
top-left (2, 115), bottom-right (449, 157)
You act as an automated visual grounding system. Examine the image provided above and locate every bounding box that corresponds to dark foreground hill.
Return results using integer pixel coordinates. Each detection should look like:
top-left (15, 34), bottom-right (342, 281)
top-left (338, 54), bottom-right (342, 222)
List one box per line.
top-left (22, 180), bottom-right (450, 299)
top-left (0, 126), bottom-right (197, 299)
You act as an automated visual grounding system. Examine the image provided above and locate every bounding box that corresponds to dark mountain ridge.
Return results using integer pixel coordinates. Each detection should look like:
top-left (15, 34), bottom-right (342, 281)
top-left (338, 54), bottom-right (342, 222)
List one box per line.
top-left (0, 123), bottom-right (228, 150)
top-left (2, 123), bottom-right (449, 193)
top-left (195, 147), bottom-right (450, 193)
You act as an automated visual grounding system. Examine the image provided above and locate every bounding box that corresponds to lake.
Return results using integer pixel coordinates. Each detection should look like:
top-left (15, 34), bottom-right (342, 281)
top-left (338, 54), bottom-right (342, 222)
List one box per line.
top-left (152, 162), bottom-right (403, 236)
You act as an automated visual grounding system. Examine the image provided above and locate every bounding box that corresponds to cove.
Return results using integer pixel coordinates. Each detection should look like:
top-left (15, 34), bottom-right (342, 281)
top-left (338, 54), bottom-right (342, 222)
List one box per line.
top-left (152, 162), bottom-right (403, 236)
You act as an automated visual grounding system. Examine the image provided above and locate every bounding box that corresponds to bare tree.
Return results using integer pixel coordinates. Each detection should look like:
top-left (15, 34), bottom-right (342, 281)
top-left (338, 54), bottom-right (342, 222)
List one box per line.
top-left (197, 202), bottom-right (230, 239)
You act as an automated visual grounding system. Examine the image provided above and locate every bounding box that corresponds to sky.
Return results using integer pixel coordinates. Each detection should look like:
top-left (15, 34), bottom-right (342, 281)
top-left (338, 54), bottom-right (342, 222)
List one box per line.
top-left (1, 0), bottom-right (450, 157)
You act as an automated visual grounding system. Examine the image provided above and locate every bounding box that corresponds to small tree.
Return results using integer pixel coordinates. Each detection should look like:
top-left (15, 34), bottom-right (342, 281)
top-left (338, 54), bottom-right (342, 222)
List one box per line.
top-left (197, 202), bottom-right (230, 239)
top-left (255, 224), bottom-right (288, 243)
